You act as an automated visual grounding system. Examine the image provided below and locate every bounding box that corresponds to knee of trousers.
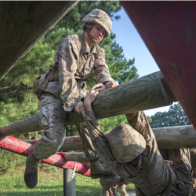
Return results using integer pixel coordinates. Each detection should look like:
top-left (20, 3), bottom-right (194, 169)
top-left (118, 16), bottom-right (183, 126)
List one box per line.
top-left (32, 138), bottom-right (64, 160)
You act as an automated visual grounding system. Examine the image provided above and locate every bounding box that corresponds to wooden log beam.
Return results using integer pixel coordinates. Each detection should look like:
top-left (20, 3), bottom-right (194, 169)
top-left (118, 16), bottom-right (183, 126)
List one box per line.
top-left (0, 71), bottom-right (176, 136)
top-left (153, 125), bottom-right (196, 149)
top-left (0, 1), bottom-right (78, 79)
top-left (27, 125), bottom-right (196, 150)
top-left (59, 125), bottom-right (196, 150)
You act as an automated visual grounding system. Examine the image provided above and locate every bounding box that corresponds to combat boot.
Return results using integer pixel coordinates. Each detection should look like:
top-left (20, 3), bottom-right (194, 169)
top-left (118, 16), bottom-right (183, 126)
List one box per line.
top-left (90, 159), bottom-right (115, 179)
top-left (24, 153), bottom-right (39, 188)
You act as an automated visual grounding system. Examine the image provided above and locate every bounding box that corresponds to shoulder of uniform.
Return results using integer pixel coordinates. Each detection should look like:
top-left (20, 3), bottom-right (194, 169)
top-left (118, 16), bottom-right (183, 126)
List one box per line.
top-left (60, 34), bottom-right (79, 44)
top-left (96, 45), bottom-right (105, 54)
top-left (63, 34), bottom-right (80, 59)
top-left (67, 34), bottom-right (80, 43)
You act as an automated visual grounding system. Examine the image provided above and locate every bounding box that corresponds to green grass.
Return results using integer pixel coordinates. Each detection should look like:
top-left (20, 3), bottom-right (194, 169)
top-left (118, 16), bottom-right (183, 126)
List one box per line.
top-left (0, 165), bottom-right (135, 196)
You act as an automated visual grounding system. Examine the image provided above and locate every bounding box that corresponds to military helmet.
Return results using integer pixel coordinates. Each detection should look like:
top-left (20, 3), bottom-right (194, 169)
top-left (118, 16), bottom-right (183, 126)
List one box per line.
top-left (108, 124), bottom-right (146, 163)
top-left (82, 9), bottom-right (112, 37)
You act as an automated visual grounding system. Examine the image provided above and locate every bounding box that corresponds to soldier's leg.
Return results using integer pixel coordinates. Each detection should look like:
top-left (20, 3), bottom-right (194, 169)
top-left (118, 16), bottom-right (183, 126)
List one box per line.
top-left (24, 95), bottom-right (66, 188)
top-left (76, 122), bottom-right (114, 179)
top-left (125, 111), bottom-right (151, 138)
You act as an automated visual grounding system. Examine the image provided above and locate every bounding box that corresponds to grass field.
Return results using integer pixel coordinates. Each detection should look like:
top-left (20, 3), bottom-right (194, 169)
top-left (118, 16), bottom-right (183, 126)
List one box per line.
top-left (0, 165), bottom-right (135, 196)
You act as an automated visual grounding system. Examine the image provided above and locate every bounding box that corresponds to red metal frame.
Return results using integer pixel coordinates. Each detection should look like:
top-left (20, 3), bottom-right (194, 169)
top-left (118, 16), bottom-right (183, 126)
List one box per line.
top-left (0, 133), bottom-right (90, 177)
top-left (121, 1), bottom-right (196, 129)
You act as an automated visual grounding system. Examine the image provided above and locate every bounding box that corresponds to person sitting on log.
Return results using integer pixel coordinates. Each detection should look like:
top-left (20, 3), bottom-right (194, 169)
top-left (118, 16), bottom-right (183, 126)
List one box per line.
top-left (80, 84), bottom-right (195, 196)
top-left (24, 9), bottom-right (119, 188)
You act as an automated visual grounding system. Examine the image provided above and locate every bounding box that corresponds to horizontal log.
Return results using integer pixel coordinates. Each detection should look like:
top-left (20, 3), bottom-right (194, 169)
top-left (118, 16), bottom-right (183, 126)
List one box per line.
top-left (153, 125), bottom-right (196, 149)
top-left (60, 125), bottom-right (196, 150)
top-left (0, 133), bottom-right (90, 177)
top-left (0, 71), bottom-right (175, 136)
top-left (26, 125), bottom-right (196, 150)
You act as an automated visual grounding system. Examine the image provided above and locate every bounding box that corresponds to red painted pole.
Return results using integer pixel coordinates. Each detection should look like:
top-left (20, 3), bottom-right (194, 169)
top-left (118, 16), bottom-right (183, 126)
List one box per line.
top-left (0, 133), bottom-right (91, 177)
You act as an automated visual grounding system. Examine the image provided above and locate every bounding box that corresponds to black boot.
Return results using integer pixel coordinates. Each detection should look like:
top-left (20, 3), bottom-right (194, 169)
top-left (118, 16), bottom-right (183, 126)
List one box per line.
top-left (90, 159), bottom-right (115, 179)
top-left (24, 153), bottom-right (39, 188)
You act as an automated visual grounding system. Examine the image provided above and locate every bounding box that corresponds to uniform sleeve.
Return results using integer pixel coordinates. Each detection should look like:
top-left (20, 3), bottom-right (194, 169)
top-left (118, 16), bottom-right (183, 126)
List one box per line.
top-left (125, 111), bottom-right (156, 148)
top-left (58, 37), bottom-right (83, 111)
top-left (81, 111), bottom-right (121, 174)
top-left (94, 48), bottom-right (114, 84)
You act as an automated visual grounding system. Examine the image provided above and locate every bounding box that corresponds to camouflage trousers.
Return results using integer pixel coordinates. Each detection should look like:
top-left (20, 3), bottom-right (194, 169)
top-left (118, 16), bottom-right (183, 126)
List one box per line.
top-left (126, 112), bottom-right (194, 196)
top-left (32, 94), bottom-right (97, 161)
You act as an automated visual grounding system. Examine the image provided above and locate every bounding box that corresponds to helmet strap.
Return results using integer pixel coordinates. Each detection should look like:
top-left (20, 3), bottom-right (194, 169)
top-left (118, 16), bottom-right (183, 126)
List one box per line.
top-left (86, 24), bottom-right (100, 44)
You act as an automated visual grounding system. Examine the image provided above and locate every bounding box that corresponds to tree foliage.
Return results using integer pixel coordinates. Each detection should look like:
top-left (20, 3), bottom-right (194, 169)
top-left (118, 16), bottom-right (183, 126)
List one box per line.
top-left (149, 103), bottom-right (191, 128)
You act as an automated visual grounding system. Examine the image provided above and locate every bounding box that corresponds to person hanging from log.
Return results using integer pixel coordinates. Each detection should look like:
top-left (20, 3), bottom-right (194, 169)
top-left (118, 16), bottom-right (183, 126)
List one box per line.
top-left (24, 9), bottom-right (119, 188)
top-left (80, 84), bottom-right (195, 196)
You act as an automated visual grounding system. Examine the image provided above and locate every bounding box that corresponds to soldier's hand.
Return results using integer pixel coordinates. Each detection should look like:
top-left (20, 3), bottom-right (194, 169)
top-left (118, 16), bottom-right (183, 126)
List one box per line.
top-left (74, 101), bottom-right (85, 114)
top-left (91, 83), bottom-right (106, 92)
top-left (105, 81), bottom-right (119, 89)
top-left (85, 90), bottom-right (99, 102)
top-left (83, 90), bottom-right (99, 111)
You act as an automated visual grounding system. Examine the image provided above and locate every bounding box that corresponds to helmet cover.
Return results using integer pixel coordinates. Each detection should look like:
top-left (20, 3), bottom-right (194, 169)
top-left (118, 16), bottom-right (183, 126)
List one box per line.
top-left (108, 124), bottom-right (146, 163)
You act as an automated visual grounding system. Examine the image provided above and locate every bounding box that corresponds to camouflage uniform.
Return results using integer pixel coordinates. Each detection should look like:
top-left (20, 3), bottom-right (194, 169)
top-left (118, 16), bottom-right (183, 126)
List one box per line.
top-left (32, 31), bottom-right (113, 160)
top-left (81, 111), bottom-right (195, 196)
top-left (25, 9), bottom-right (114, 189)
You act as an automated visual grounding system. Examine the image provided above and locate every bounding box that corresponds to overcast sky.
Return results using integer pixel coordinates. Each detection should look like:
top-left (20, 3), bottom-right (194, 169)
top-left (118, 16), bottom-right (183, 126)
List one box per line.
top-left (111, 7), bottom-right (175, 116)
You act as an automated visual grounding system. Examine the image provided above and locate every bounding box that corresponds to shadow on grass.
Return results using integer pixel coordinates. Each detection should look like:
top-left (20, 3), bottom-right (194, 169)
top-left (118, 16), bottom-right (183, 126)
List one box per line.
top-left (0, 184), bottom-right (102, 196)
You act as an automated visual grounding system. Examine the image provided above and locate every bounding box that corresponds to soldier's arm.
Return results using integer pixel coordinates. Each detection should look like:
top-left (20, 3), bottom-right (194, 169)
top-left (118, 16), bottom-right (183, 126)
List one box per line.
top-left (81, 91), bottom-right (119, 173)
top-left (58, 37), bottom-right (84, 111)
top-left (94, 48), bottom-right (114, 84)
top-left (126, 112), bottom-right (156, 145)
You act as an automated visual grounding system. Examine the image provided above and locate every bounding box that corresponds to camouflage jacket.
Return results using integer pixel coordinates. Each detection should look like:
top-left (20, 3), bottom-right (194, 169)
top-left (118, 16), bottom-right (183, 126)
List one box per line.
top-left (43, 32), bottom-right (113, 111)
top-left (82, 111), bottom-right (193, 196)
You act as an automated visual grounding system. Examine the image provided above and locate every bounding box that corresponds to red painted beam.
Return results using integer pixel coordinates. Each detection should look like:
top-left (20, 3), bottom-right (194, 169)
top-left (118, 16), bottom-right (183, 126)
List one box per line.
top-left (121, 2), bottom-right (196, 129)
top-left (0, 133), bottom-right (90, 177)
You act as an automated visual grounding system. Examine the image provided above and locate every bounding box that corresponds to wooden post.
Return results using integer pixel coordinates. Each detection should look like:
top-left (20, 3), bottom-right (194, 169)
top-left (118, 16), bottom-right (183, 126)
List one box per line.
top-left (63, 168), bottom-right (76, 196)
top-left (0, 71), bottom-right (176, 136)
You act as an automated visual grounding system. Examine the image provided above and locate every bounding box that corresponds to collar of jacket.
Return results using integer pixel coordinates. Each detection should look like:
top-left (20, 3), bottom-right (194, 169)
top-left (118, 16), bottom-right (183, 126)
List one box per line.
top-left (82, 32), bottom-right (98, 55)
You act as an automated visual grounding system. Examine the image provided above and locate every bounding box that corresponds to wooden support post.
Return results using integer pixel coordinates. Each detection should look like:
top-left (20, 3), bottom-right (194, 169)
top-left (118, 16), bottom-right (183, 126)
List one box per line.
top-left (63, 168), bottom-right (76, 196)
top-left (0, 71), bottom-right (176, 136)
